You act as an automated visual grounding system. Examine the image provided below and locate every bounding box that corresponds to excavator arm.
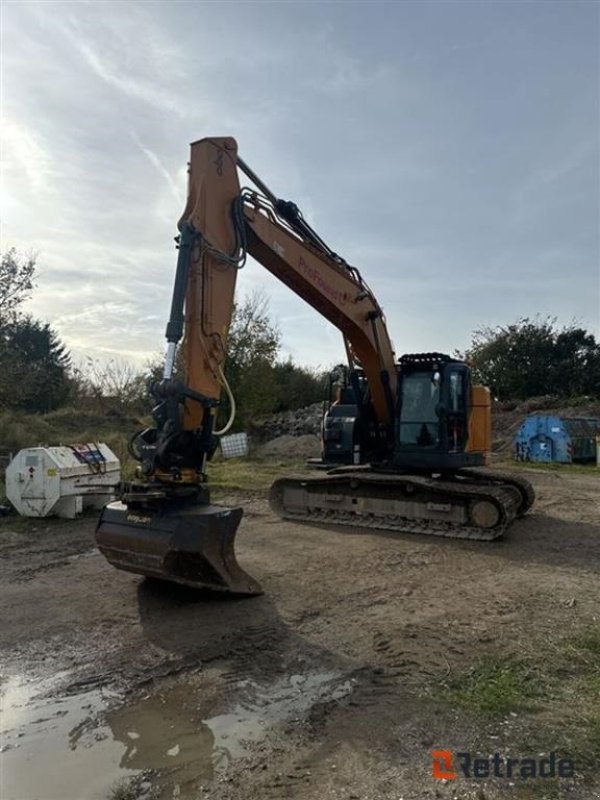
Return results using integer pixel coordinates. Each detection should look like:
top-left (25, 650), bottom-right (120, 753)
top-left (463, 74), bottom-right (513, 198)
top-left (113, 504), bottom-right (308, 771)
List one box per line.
top-left (95, 135), bottom-right (399, 595)
top-left (176, 136), bottom-right (396, 437)
top-left (243, 191), bottom-right (397, 423)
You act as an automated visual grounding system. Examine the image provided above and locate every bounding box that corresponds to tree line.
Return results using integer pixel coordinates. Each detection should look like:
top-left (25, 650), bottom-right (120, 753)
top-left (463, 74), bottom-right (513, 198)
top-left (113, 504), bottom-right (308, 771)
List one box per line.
top-left (0, 249), bottom-right (71, 412)
top-left (1, 248), bottom-right (598, 420)
top-left (0, 250), bottom-right (326, 421)
top-left (458, 317), bottom-right (600, 400)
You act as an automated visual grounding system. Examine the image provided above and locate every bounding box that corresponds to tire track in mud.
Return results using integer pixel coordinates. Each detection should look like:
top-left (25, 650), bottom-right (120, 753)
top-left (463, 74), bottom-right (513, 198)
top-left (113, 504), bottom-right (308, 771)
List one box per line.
top-left (371, 626), bottom-right (453, 681)
top-left (228, 664), bottom-right (424, 800)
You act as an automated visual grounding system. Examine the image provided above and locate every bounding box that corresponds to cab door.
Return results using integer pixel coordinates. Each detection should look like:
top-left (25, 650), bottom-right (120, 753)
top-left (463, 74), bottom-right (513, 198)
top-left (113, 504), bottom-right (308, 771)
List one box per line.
top-left (445, 366), bottom-right (469, 453)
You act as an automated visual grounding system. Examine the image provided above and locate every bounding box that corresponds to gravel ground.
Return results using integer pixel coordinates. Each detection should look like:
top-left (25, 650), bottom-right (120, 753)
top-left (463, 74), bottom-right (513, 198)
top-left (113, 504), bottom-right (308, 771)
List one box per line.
top-left (1, 466), bottom-right (599, 800)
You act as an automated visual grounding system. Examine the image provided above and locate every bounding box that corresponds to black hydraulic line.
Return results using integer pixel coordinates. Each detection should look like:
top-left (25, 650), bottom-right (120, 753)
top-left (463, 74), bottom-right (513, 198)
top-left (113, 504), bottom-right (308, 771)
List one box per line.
top-left (152, 379), bottom-right (218, 408)
top-left (237, 156), bottom-right (277, 204)
top-left (237, 156), bottom-right (341, 263)
top-left (198, 405), bottom-right (215, 456)
top-left (349, 370), bottom-right (364, 414)
top-left (273, 199), bottom-right (336, 258)
top-left (379, 369), bottom-right (396, 431)
top-left (165, 223), bottom-right (197, 344)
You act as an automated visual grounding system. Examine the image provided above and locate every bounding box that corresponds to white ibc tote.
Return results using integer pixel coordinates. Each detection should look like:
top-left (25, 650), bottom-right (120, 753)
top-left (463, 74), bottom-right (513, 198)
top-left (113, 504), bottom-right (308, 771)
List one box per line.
top-left (6, 443), bottom-right (120, 519)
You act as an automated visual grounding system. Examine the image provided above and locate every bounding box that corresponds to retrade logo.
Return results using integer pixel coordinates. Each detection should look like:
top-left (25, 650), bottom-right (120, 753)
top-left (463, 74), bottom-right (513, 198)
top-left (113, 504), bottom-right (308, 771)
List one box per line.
top-left (432, 750), bottom-right (575, 780)
top-left (431, 750), bottom-right (457, 780)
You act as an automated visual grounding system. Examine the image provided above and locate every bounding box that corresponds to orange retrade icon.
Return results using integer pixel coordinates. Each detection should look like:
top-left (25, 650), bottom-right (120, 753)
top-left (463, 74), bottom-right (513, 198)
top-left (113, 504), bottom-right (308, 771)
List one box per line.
top-left (432, 750), bottom-right (457, 780)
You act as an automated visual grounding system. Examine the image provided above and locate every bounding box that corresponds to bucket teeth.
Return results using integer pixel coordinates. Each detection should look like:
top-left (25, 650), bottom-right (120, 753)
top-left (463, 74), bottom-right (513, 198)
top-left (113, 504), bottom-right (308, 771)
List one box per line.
top-left (95, 500), bottom-right (262, 596)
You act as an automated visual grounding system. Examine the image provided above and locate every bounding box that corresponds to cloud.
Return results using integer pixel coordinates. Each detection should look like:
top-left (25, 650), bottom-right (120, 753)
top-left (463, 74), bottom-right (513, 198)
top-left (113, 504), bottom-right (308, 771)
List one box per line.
top-left (1, 0), bottom-right (597, 373)
top-left (130, 131), bottom-right (183, 203)
top-left (1, 117), bottom-right (55, 194)
top-left (70, 37), bottom-right (186, 117)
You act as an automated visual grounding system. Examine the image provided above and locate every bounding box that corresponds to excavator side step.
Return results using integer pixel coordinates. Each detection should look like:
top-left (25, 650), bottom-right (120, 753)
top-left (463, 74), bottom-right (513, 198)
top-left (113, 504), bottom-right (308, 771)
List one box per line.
top-left (96, 499), bottom-right (262, 595)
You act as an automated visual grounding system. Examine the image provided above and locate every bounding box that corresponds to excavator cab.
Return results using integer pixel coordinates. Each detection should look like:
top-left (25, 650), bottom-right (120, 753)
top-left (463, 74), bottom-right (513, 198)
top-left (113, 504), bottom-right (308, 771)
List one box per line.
top-left (394, 353), bottom-right (487, 472)
top-left (317, 353), bottom-right (489, 473)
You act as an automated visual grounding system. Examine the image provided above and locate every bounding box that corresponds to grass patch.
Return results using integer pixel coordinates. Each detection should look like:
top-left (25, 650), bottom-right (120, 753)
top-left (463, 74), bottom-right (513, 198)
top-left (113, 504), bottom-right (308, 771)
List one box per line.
top-left (505, 626), bottom-right (600, 779)
top-left (0, 408), bottom-right (138, 452)
top-left (443, 657), bottom-right (546, 716)
top-left (0, 510), bottom-right (40, 533)
top-left (209, 457), bottom-right (310, 491)
top-left (441, 637), bottom-right (600, 782)
top-left (531, 712), bottom-right (600, 776)
top-left (559, 625), bottom-right (600, 692)
top-left (443, 626), bottom-right (600, 720)
top-left (584, 716), bottom-right (600, 763)
top-left (562, 626), bottom-right (600, 771)
top-left (569, 625), bottom-right (600, 656)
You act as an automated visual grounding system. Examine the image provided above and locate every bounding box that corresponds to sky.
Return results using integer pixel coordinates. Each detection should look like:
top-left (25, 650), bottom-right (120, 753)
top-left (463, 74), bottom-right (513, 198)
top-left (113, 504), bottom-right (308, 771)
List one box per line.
top-left (2, 0), bottom-right (599, 373)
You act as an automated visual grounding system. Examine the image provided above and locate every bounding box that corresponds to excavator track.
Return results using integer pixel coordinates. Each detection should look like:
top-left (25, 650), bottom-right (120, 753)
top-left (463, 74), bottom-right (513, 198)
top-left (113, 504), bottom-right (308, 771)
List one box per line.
top-left (269, 469), bottom-right (534, 542)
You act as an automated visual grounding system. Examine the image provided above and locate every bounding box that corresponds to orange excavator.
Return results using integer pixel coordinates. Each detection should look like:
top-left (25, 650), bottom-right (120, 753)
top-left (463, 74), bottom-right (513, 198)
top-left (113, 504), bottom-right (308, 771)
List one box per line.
top-left (95, 136), bottom-right (534, 595)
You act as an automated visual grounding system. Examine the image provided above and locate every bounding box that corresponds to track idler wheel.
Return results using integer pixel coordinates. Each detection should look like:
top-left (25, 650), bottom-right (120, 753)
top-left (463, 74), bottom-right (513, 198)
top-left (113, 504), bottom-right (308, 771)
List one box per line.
top-left (469, 499), bottom-right (502, 529)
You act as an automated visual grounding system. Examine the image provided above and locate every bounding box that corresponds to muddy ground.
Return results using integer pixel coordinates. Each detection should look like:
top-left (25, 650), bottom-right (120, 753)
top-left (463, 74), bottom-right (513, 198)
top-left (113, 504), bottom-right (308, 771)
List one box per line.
top-left (1, 465), bottom-right (599, 800)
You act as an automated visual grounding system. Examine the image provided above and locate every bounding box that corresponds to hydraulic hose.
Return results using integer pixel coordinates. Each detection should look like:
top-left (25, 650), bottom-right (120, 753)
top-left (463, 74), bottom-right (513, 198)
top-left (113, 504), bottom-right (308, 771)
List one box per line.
top-left (213, 365), bottom-right (236, 436)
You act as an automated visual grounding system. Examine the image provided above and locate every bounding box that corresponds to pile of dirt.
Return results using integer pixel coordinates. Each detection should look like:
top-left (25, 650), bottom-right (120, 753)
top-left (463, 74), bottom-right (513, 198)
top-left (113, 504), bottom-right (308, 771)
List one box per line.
top-left (255, 434), bottom-right (321, 461)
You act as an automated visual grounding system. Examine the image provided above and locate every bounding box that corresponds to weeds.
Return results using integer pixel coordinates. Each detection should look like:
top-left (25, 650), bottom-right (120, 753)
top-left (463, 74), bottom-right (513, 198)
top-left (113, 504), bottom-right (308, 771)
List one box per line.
top-left (107, 776), bottom-right (158, 800)
top-left (560, 625), bottom-right (600, 695)
top-left (0, 408), bottom-right (140, 482)
top-left (441, 627), bottom-right (600, 783)
top-left (107, 779), bottom-right (136, 800)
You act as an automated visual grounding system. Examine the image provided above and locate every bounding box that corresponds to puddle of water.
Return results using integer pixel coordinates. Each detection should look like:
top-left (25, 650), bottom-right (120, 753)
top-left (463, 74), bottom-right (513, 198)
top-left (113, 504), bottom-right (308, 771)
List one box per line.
top-left (109, 669), bottom-right (355, 795)
top-left (1, 668), bottom-right (354, 800)
top-left (105, 682), bottom-right (215, 797)
top-left (1, 673), bottom-right (124, 800)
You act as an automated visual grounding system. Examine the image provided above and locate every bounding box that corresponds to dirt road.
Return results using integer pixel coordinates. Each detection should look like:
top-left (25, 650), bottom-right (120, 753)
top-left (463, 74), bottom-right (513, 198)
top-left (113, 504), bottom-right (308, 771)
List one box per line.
top-left (1, 467), bottom-right (599, 800)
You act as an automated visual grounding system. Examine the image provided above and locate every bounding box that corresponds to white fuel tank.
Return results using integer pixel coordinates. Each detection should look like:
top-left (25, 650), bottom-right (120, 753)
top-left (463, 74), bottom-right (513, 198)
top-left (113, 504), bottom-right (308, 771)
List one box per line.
top-left (6, 443), bottom-right (120, 519)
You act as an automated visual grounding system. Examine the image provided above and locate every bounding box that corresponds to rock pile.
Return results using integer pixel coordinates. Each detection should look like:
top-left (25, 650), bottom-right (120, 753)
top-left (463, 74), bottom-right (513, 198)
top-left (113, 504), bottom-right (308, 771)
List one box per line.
top-left (250, 402), bottom-right (323, 442)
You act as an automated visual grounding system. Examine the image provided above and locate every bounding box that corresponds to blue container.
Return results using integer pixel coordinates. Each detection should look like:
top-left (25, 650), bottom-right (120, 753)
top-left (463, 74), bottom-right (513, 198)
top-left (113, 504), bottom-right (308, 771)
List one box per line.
top-left (514, 414), bottom-right (600, 463)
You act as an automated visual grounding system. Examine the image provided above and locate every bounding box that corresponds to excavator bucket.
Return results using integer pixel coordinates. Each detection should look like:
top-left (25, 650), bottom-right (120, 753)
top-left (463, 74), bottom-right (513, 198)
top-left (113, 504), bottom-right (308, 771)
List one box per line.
top-left (95, 500), bottom-right (262, 596)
